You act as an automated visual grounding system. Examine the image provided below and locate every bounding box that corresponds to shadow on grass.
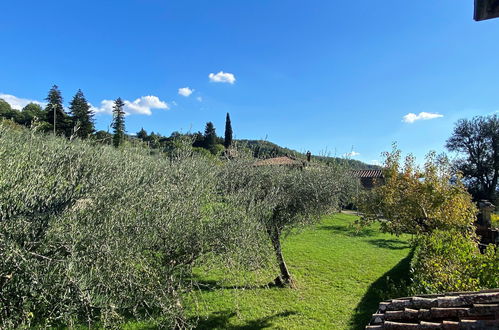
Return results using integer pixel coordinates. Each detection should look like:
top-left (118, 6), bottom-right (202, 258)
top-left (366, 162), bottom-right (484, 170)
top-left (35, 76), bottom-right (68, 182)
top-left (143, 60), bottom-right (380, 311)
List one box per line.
top-left (349, 251), bottom-right (414, 330)
top-left (194, 310), bottom-right (297, 329)
top-left (367, 238), bottom-right (410, 250)
top-left (317, 224), bottom-right (377, 237)
top-left (194, 279), bottom-right (276, 292)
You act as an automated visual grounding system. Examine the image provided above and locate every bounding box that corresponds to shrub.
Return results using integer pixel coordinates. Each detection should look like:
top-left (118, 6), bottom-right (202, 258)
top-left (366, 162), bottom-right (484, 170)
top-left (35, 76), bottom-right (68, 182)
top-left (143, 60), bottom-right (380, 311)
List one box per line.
top-left (358, 146), bottom-right (477, 236)
top-left (410, 229), bottom-right (498, 294)
top-left (357, 145), bottom-right (497, 295)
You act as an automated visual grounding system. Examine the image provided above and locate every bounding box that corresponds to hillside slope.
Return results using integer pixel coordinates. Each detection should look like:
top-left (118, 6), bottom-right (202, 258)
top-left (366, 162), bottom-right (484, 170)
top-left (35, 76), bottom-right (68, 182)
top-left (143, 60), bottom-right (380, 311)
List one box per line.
top-left (237, 139), bottom-right (380, 170)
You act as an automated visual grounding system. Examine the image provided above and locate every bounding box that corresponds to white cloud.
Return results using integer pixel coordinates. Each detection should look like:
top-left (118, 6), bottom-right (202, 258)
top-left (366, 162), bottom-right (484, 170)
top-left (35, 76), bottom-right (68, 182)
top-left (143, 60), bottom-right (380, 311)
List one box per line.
top-left (371, 160), bottom-right (381, 166)
top-left (93, 95), bottom-right (169, 116)
top-left (178, 87), bottom-right (194, 97)
top-left (125, 96), bottom-right (168, 115)
top-left (344, 151), bottom-right (360, 157)
top-left (0, 93), bottom-right (45, 110)
top-left (92, 100), bottom-right (115, 115)
top-left (209, 71), bottom-right (236, 84)
top-left (402, 112), bottom-right (443, 123)
top-left (196, 96), bottom-right (203, 102)
top-left (1, 93), bottom-right (169, 116)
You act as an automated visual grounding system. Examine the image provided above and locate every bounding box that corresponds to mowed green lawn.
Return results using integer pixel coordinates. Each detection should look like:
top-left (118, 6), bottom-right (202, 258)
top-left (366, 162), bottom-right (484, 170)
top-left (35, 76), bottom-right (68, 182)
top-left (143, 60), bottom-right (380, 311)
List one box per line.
top-left (184, 213), bottom-right (412, 330)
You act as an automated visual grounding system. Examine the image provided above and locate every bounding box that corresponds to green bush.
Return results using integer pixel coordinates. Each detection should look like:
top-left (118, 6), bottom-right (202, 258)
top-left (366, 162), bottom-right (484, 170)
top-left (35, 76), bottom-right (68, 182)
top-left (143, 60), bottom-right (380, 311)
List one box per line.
top-left (410, 229), bottom-right (498, 294)
top-left (491, 213), bottom-right (499, 228)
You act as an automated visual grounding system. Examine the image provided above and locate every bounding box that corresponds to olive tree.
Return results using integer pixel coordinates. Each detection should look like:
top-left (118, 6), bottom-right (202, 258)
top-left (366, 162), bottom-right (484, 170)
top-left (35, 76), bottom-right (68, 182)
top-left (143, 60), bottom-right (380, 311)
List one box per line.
top-left (446, 114), bottom-right (499, 203)
top-left (218, 159), bottom-right (357, 286)
top-left (0, 126), bottom-right (268, 328)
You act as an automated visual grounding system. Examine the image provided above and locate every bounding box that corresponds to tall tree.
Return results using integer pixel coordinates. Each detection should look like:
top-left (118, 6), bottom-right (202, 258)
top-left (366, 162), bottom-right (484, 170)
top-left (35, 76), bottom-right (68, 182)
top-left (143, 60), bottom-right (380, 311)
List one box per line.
top-left (0, 99), bottom-right (20, 122)
top-left (446, 114), bottom-right (499, 203)
top-left (136, 127), bottom-right (148, 140)
top-left (0, 99), bottom-right (11, 115)
top-left (20, 103), bottom-right (45, 127)
top-left (224, 112), bottom-right (233, 148)
top-left (111, 98), bottom-right (126, 147)
top-left (192, 131), bottom-right (205, 148)
top-left (45, 85), bottom-right (69, 136)
top-left (69, 89), bottom-right (94, 138)
top-left (203, 121), bottom-right (217, 152)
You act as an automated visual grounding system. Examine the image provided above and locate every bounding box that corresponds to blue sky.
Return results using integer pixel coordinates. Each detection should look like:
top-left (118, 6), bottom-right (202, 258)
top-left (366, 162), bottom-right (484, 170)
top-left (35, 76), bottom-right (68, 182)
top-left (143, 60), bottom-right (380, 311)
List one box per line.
top-left (1, 1), bottom-right (499, 164)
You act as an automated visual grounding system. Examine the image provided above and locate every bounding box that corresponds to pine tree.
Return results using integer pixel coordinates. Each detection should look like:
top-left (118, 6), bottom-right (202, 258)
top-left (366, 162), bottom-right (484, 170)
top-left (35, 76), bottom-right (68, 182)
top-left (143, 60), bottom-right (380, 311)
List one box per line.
top-left (136, 127), bottom-right (148, 140)
top-left (203, 121), bottom-right (217, 151)
top-left (45, 85), bottom-right (69, 136)
top-left (111, 98), bottom-right (126, 147)
top-left (69, 89), bottom-right (94, 139)
top-left (224, 112), bottom-right (233, 148)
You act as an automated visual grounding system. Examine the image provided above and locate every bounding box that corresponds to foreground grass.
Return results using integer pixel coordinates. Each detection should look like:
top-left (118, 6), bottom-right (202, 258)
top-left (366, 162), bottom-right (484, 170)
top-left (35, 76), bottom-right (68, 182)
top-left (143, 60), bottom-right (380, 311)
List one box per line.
top-left (182, 213), bottom-right (411, 330)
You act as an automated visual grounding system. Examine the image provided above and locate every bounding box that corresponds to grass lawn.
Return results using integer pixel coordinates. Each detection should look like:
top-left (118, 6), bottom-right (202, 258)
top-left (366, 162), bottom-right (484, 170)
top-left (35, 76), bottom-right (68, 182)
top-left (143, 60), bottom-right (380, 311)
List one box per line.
top-left (183, 213), bottom-right (412, 330)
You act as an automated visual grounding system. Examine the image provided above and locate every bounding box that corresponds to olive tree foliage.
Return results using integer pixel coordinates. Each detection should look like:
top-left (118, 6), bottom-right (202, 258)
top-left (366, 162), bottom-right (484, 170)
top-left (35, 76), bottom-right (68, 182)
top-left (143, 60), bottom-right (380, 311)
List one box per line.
top-left (217, 159), bottom-right (358, 286)
top-left (358, 145), bottom-right (477, 236)
top-left (0, 126), bottom-right (266, 328)
top-left (446, 114), bottom-right (499, 203)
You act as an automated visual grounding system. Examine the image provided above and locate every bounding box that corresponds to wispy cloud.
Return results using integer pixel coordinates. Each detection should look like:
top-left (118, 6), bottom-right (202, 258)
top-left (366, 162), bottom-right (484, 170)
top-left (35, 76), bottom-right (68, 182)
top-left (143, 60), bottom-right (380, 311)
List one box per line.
top-left (0, 93), bottom-right (45, 110)
top-left (196, 96), bottom-right (203, 102)
top-left (344, 151), bottom-right (360, 157)
top-left (402, 112), bottom-right (443, 123)
top-left (178, 87), bottom-right (194, 97)
top-left (93, 95), bottom-right (169, 115)
top-left (209, 71), bottom-right (236, 84)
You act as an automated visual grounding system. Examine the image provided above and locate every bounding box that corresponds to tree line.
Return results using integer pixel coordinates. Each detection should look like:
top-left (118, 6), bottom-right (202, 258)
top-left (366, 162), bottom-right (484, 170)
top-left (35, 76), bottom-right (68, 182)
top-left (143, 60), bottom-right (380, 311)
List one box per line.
top-left (1, 85), bottom-right (497, 202)
top-left (0, 85), bottom-right (94, 139)
top-left (0, 85), bottom-right (234, 153)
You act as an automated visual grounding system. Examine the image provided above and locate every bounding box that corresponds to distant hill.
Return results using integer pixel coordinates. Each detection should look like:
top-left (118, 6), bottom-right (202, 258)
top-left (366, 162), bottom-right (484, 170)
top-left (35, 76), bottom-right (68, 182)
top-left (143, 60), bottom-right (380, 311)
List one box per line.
top-left (235, 139), bottom-right (380, 170)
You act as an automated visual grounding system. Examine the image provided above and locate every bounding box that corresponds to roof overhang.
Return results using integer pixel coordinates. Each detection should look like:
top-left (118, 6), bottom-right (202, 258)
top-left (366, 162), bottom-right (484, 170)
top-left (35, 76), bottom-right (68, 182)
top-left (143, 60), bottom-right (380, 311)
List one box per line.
top-left (474, 0), bottom-right (499, 21)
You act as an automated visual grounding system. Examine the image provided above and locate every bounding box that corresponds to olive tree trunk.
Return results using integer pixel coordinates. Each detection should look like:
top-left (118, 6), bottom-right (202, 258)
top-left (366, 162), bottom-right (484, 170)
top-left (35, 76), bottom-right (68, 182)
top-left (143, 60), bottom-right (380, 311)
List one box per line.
top-left (268, 225), bottom-right (293, 287)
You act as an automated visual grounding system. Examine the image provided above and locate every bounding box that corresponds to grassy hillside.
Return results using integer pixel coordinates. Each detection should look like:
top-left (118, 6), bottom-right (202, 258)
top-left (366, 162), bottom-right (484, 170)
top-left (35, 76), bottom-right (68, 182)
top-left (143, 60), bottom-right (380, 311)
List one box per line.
top-left (173, 213), bottom-right (412, 330)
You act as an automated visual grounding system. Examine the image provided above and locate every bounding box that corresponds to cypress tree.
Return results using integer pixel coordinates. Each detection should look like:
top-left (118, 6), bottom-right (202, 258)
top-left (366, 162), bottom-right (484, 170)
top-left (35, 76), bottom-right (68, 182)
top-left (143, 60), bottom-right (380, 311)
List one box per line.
top-left (111, 98), bottom-right (126, 147)
top-left (45, 85), bottom-right (69, 136)
top-left (224, 112), bottom-right (233, 148)
top-left (69, 89), bottom-right (94, 139)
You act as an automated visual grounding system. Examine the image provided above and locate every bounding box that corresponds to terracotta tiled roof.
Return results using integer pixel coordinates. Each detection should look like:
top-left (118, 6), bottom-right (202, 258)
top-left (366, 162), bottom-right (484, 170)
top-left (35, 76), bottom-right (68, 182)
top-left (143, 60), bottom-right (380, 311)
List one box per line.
top-left (366, 289), bottom-right (499, 329)
top-left (353, 170), bottom-right (384, 178)
top-left (253, 156), bottom-right (305, 167)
